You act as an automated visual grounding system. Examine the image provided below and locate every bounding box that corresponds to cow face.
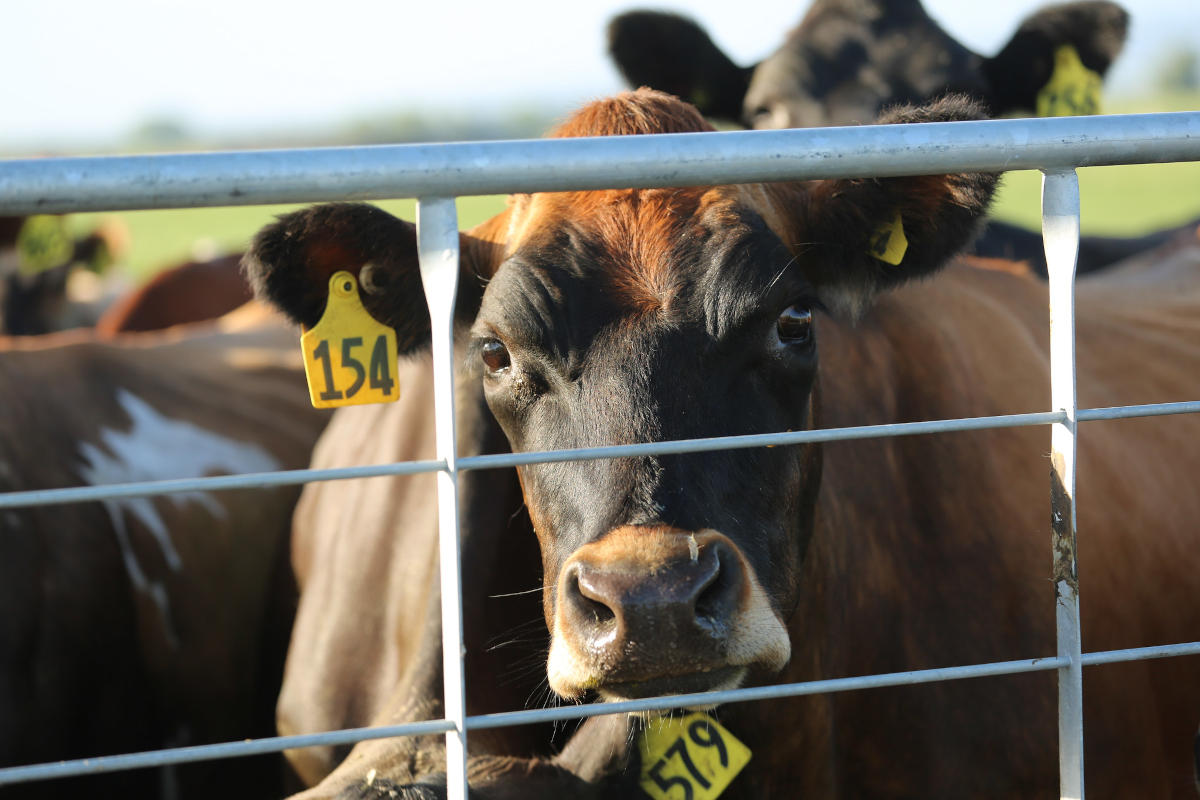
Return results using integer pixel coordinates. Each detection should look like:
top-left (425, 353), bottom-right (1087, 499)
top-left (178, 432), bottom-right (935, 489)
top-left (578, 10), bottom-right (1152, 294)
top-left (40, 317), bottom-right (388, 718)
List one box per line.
top-left (609, 0), bottom-right (1128, 128)
top-left (244, 89), bottom-right (996, 706)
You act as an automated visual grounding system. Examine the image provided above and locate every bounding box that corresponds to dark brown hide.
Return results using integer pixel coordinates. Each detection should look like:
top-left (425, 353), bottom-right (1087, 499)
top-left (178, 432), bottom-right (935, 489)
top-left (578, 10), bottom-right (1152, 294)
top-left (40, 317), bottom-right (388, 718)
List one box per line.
top-left (246, 91), bottom-right (1200, 798)
top-left (0, 313), bottom-right (330, 798)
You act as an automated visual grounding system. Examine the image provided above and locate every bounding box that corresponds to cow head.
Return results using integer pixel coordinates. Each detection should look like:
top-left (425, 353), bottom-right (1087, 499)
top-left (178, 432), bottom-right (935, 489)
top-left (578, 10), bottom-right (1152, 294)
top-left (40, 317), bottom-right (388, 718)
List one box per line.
top-left (244, 89), bottom-right (996, 704)
top-left (608, 0), bottom-right (1128, 128)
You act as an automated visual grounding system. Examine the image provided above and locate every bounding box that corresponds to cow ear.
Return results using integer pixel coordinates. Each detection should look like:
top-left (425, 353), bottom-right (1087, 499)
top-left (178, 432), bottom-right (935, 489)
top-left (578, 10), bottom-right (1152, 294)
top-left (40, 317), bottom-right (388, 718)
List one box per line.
top-left (242, 202), bottom-right (497, 355)
top-left (607, 10), bottom-right (752, 123)
top-left (791, 97), bottom-right (999, 317)
top-left (981, 0), bottom-right (1128, 116)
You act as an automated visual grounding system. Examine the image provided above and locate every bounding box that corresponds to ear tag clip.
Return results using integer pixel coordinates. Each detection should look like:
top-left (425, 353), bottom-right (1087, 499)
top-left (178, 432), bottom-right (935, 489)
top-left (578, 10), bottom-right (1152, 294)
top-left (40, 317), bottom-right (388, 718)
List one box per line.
top-left (1037, 44), bottom-right (1102, 117)
top-left (638, 712), bottom-right (752, 800)
top-left (300, 270), bottom-right (399, 409)
top-left (869, 211), bottom-right (907, 266)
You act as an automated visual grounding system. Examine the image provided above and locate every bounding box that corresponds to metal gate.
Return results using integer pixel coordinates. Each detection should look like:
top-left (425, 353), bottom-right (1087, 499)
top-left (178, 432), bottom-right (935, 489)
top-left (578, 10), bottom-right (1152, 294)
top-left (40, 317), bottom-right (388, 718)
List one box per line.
top-left (2, 110), bottom-right (1200, 799)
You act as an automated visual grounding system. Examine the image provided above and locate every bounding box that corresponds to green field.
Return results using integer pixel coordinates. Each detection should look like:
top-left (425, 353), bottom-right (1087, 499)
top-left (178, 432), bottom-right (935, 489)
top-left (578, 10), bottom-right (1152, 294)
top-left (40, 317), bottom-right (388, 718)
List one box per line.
top-left (66, 128), bottom-right (1200, 281)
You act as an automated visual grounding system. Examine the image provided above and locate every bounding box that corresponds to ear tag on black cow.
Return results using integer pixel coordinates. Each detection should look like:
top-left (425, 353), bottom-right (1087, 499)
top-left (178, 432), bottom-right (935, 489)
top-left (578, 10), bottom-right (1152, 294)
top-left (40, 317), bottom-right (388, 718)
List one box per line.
top-left (1037, 45), bottom-right (1101, 117)
top-left (638, 712), bottom-right (751, 800)
top-left (869, 211), bottom-right (907, 266)
top-left (300, 270), bottom-right (399, 409)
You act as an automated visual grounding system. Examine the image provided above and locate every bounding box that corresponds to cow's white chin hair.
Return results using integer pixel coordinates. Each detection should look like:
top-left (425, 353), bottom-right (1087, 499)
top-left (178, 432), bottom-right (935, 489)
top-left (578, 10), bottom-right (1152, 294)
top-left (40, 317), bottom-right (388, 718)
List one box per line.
top-left (605, 667), bottom-right (751, 720)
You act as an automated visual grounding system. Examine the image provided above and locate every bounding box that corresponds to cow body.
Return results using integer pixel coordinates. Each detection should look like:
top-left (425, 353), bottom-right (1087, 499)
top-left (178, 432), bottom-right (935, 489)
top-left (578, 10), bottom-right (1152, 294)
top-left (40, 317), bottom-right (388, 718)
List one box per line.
top-left (94, 252), bottom-right (254, 338)
top-left (246, 91), bottom-right (1200, 797)
top-left (0, 314), bottom-right (330, 798)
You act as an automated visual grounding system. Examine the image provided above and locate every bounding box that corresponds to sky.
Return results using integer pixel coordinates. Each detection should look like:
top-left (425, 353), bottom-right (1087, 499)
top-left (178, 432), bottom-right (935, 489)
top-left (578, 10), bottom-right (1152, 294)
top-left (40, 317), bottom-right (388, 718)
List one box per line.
top-left (2, 0), bottom-right (1195, 151)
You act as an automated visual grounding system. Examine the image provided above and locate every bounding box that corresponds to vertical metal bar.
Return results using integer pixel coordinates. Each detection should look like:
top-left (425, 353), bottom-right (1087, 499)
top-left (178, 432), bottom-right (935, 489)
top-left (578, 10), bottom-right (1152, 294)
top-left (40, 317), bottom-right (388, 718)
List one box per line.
top-left (1041, 169), bottom-right (1084, 799)
top-left (416, 196), bottom-right (468, 800)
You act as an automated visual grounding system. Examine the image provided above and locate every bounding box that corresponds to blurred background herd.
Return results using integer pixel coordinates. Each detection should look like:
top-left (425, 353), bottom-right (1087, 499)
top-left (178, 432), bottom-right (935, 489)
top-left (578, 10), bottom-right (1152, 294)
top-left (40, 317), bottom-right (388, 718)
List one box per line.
top-left (2, 0), bottom-right (1198, 314)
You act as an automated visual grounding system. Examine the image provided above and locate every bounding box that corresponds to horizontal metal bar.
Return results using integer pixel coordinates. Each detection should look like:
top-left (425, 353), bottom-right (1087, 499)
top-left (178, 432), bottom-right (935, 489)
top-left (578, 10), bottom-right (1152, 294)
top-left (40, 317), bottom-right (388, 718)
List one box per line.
top-left (0, 410), bottom-right (1065, 509)
top-left (1080, 641), bottom-right (1200, 666)
top-left (0, 719), bottom-right (453, 785)
top-left (457, 410), bottom-right (1068, 472)
top-left (1076, 400), bottom-right (1200, 422)
top-left (467, 656), bottom-right (1069, 731)
top-left (5, 640), bottom-right (1195, 786)
top-left (0, 656), bottom-right (1063, 785)
top-left (0, 458), bottom-right (446, 510)
top-left (4, 401), bottom-right (1198, 511)
top-left (2, 113), bottom-right (1197, 214)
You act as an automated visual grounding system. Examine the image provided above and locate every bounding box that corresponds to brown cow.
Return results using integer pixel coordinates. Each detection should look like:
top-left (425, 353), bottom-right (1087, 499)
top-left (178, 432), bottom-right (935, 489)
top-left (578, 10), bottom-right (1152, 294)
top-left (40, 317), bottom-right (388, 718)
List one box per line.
top-left (245, 90), bottom-right (1200, 797)
top-left (0, 311), bottom-right (330, 798)
top-left (93, 253), bottom-right (254, 338)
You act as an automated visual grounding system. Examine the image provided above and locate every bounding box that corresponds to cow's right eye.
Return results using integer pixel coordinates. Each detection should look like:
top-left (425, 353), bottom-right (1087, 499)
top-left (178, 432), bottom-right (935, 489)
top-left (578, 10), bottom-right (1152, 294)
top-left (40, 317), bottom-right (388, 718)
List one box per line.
top-left (480, 339), bottom-right (511, 373)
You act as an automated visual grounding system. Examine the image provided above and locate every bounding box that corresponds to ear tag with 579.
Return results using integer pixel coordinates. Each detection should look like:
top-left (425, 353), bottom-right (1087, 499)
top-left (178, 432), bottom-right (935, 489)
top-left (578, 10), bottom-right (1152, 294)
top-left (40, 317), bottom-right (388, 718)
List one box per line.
top-left (639, 712), bottom-right (752, 800)
top-left (300, 271), bottom-right (399, 409)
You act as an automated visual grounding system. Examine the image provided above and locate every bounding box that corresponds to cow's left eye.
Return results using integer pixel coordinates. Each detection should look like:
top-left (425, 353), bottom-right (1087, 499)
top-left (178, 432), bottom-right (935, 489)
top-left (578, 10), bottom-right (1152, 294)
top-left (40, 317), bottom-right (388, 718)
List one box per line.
top-left (480, 339), bottom-right (511, 373)
top-left (776, 304), bottom-right (813, 345)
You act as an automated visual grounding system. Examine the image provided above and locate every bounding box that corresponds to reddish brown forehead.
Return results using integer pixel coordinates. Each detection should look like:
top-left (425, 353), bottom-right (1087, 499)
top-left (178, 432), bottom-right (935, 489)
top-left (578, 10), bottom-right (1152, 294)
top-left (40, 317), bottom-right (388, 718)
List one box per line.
top-left (499, 183), bottom-right (801, 316)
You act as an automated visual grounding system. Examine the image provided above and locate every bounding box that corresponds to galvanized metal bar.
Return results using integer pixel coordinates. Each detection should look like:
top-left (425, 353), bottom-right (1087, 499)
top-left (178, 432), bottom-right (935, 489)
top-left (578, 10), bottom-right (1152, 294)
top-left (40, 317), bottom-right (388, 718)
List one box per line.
top-left (416, 196), bottom-right (469, 800)
top-left (2, 112), bottom-right (1198, 213)
top-left (7, 638), bottom-right (1200, 787)
top-left (1077, 400), bottom-right (1200, 422)
top-left (0, 655), bottom-right (1067, 786)
top-left (1043, 168), bottom-right (1084, 800)
top-left (1081, 641), bottom-right (1200, 666)
top-left (0, 459), bottom-right (446, 509)
top-left (5, 401), bottom-right (1200, 510)
top-left (0, 719), bottom-right (454, 785)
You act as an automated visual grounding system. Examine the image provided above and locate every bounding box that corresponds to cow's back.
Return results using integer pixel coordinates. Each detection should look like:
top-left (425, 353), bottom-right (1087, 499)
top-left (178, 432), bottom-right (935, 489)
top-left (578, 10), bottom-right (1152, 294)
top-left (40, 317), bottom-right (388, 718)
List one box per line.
top-left (0, 318), bottom-right (329, 798)
top-left (737, 253), bottom-right (1200, 797)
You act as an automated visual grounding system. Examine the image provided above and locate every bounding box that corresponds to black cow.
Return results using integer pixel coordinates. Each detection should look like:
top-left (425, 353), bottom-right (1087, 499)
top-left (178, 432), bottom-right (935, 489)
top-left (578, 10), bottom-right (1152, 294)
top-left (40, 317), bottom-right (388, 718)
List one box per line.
top-left (606, 0), bottom-right (1200, 280)
top-left (607, 0), bottom-right (1128, 128)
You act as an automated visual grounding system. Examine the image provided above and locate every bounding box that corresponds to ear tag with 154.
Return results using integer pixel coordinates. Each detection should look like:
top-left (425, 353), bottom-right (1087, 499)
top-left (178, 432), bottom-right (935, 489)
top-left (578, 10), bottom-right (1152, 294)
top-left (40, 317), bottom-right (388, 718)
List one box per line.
top-left (300, 270), bottom-right (399, 409)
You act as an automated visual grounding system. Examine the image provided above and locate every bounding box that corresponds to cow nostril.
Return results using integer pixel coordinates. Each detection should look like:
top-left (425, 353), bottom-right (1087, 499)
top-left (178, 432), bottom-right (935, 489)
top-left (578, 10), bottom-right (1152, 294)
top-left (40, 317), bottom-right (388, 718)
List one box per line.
top-left (694, 545), bottom-right (740, 628)
top-left (569, 569), bottom-right (616, 626)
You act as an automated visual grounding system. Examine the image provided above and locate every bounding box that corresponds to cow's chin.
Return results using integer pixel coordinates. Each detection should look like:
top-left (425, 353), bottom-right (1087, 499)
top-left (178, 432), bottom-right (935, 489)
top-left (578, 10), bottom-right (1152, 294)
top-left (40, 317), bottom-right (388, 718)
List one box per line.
top-left (595, 665), bottom-right (748, 706)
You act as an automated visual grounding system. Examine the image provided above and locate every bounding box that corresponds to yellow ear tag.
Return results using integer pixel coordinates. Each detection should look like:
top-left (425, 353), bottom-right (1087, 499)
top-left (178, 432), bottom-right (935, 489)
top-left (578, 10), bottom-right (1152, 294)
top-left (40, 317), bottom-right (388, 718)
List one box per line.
top-left (868, 211), bottom-right (907, 266)
top-left (639, 712), bottom-right (752, 800)
top-left (1036, 45), bottom-right (1102, 117)
top-left (300, 271), bottom-right (399, 409)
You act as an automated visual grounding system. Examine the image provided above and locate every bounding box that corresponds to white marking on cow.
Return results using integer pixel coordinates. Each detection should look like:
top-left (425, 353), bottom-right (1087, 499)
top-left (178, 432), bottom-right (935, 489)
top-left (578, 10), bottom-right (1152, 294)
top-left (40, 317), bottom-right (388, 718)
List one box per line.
top-left (77, 389), bottom-right (281, 647)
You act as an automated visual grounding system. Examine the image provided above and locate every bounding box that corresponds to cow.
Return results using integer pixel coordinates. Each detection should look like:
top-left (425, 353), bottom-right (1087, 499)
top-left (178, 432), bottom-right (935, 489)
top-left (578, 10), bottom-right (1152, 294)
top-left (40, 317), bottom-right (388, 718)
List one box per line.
top-left (0, 214), bottom-right (127, 336)
top-left (607, 0), bottom-right (1128, 129)
top-left (93, 252), bottom-right (254, 338)
top-left (0, 310), bottom-right (331, 798)
top-left (606, 0), bottom-right (1200, 280)
top-left (243, 89), bottom-right (1200, 797)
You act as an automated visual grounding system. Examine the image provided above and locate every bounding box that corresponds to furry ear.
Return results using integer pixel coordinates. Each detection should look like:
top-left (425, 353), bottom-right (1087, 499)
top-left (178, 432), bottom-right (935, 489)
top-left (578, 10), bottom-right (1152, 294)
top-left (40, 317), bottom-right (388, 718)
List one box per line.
top-left (981, 1), bottom-right (1128, 116)
top-left (242, 203), bottom-right (493, 355)
top-left (791, 96), bottom-right (999, 316)
top-left (606, 10), bottom-right (752, 122)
